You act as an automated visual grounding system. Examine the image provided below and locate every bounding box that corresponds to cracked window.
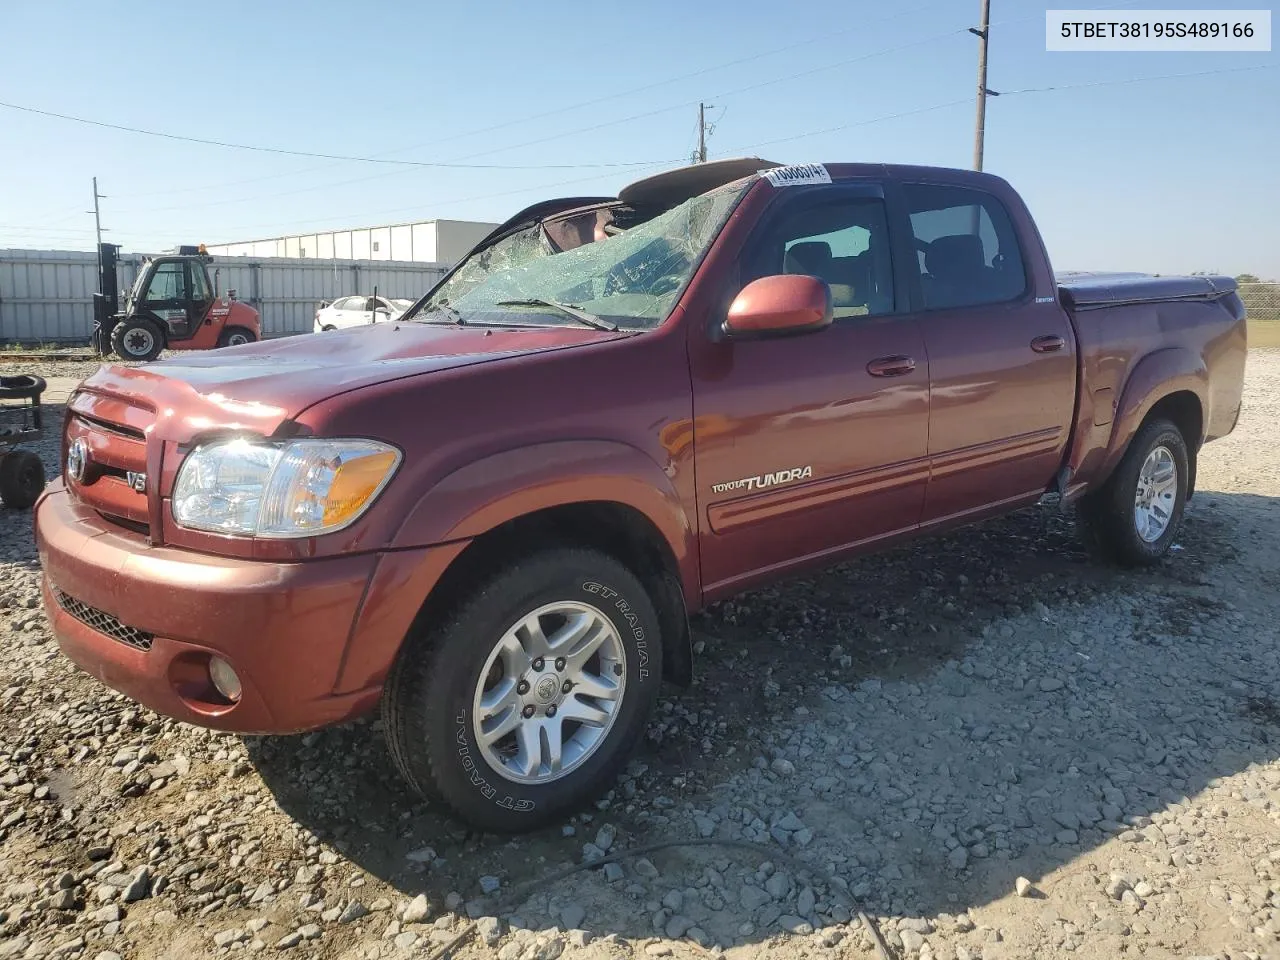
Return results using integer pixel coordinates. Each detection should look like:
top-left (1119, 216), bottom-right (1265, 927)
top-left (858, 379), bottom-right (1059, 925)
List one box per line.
top-left (416, 180), bottom-right (750, 330)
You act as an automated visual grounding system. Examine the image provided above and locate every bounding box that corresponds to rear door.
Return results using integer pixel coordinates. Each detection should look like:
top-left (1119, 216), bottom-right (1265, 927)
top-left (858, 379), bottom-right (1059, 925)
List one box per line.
top-left (690, 182), bottom-right (930, 595)
top-left (900, 180), bottom-right (1076, 523)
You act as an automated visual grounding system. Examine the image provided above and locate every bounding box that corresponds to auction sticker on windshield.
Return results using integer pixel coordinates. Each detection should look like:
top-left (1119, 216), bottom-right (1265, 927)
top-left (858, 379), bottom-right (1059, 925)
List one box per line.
top-left (761, 164), bottom-right (831, 187)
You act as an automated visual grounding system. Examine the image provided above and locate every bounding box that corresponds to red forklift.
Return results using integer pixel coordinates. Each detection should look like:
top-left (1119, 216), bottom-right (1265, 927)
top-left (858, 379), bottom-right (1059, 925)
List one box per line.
top-left (92, 242), bottom-right (261, 362)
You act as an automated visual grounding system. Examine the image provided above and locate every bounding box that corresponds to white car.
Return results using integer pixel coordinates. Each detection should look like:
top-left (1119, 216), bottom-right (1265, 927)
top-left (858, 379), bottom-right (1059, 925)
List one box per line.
top-left (314, 295), bottom-right (416, 332)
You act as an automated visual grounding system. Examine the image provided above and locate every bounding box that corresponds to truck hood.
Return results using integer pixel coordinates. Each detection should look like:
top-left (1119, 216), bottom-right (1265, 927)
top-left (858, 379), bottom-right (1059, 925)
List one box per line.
top-left (76, 322), bottom-right (629, 438)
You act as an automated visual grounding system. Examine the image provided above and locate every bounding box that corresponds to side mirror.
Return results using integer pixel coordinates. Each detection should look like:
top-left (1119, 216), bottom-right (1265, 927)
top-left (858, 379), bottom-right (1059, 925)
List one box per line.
top-left (213, 268), bottom-right (221, 298)
top-left (724, 274), bottom-right (833, 338)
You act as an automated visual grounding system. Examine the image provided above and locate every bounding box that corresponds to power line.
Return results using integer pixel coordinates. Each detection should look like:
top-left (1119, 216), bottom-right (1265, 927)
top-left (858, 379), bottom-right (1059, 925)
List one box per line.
top-left (140, 59), bottom-right (1261, 243)
top-left (720, 59), bottom-right (1273, 157)
top-left (194, 162), bottom-right (679, 241)
top-left (0, 223), bottom-right (103, 233)
top-left (351, 0), bottom-right (953, 163)
top-left (726, 97), bottom-right (973, 153)
top-left (106, 0), bottom-right (953, 203)
top-left (999, 62), bottom-right (1277, 96)
top-left (0, 100), bottom-right (668, 171)
top-left (441, 26), bottom-right (970, 167)
top-left (97, 21), bottom-right (973, 220)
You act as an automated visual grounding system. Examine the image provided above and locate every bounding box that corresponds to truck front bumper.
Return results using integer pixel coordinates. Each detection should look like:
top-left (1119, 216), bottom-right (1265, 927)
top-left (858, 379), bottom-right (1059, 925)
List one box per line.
top-left (34, 483), bottom-right (416, 734)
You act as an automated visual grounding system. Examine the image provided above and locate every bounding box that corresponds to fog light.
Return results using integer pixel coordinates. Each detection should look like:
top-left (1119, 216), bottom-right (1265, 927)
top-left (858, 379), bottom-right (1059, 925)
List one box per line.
top-left (209, 656), bottom-right (242, 702)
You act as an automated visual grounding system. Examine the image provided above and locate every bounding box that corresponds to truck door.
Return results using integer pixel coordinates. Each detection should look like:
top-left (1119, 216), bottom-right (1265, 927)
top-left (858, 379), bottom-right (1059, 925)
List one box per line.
top-left (188, 260), bottom-right (215, 336)
top-left (899, 180), bottom-right (1076, 523)
top-left (138, 259), bottom-right (193, 338)
top-left (689, 183), bottom-right (930, 597)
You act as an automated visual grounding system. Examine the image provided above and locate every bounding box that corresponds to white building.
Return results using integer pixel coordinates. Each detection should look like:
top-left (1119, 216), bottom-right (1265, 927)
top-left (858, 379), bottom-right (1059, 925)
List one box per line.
top-left (206, 218), bottom-right (499, 266)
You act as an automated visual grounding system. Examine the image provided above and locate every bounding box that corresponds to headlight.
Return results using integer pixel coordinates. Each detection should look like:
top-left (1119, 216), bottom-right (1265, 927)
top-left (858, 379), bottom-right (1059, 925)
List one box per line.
top-left (172, 437), bottom-right (401, 537)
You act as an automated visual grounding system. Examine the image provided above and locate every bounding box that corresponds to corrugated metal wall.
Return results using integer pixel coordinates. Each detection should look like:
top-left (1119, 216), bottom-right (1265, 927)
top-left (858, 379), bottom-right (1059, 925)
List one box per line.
top-left (0, 249), bottom-right (449, 343)
top-left (205, 219), bottom-right (499, 264)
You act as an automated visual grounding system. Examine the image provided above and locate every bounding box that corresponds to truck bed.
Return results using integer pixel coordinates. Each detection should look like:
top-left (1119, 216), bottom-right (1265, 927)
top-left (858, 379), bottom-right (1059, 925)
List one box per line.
top-left (1057, 270), bottom-right (1247, 496)
top-left (1057, 271), bottom-right (1239, 310)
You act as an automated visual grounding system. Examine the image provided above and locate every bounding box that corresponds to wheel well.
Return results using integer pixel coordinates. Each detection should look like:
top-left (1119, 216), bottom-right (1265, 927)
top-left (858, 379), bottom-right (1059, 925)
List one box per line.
top-left (411, 502), bottom-right (693, 686)
top-left (1145, 390), bottom-right (1203, 497)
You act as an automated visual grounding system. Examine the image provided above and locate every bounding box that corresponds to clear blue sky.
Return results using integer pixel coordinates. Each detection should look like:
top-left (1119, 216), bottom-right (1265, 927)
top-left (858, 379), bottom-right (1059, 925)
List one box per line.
top-left (1, 0), bottom-right (1276, 278)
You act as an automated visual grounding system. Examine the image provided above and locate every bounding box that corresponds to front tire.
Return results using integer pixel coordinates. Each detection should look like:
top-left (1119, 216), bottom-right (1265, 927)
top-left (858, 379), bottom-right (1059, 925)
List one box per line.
top-left (109, 317), bottom-right (164, 361)
top-left (1076, 417), bottom-right (1189, 566)
top-left (382, 548), bottom-right (662, 833)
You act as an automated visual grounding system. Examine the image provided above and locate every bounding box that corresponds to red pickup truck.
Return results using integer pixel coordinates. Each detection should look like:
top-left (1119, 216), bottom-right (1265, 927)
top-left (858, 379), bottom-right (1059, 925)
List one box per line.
top-left (35, 159), bottom-right (1247, 832)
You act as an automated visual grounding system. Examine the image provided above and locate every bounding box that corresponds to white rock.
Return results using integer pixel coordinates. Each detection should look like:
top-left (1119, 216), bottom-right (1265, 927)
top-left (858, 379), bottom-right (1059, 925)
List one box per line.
top-left (476, 916), bottom-right (504, 946)
top-left (402, 894), bottom-right (431, 924)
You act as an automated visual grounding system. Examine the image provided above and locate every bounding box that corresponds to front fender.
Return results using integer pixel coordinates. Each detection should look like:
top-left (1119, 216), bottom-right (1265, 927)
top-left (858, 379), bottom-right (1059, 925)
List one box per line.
top-left (1099, 346), bottom-right (1207, 481)
top-left (391, 439), bottom-right (699, 605)
top-left (227, 300), bottom-right (261, 337)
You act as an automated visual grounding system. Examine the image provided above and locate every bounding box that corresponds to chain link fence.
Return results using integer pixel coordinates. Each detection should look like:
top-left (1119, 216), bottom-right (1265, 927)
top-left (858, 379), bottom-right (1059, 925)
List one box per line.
top-left (1240, 281), bottom-right (1280, 322)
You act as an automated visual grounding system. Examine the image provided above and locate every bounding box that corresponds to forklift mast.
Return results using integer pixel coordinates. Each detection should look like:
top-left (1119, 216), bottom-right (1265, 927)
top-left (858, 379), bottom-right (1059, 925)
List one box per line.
top-left (91, 241), bottom-right (123, 355)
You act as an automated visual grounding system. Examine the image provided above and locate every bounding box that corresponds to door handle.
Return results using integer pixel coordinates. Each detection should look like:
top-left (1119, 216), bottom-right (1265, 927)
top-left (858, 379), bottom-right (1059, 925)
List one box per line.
top-left (866, 355), bottom-right (916, 377)
top-left (1031, 335), bottom-right (1066, 353)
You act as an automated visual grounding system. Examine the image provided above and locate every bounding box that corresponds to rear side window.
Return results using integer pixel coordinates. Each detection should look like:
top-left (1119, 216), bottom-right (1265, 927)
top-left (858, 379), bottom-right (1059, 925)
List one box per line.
top-left (748, 194), bottom-right (895, 318)
top-left (903, 183), bottom-right (1026, 310)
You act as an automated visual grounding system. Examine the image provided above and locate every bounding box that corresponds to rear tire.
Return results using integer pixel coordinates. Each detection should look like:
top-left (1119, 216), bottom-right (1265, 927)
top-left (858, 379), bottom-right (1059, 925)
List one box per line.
top-left (381, 547), bottom-right (662, 833)
top-left (0, 450), bottom-right (46, 510)
top-left (217, 327), bottom-right (257, 348)
top-left (1076, 417), bottom-right (1189, 566)
top-left (109, 317), bottom-right (164, 362)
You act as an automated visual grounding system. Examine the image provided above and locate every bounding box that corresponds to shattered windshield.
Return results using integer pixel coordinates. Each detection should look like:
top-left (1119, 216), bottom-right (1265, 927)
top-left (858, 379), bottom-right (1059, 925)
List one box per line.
top-left (413, 180), bottom-right (750, 330)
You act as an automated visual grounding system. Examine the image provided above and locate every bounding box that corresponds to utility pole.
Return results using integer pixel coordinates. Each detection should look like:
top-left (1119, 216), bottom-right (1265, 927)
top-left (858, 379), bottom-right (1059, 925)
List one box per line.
top-left (696, 102), bottom-right (713, 164)
top-left (969, 0), bottom-right (993, 171)
top-left (89, 177), bottom-right (109, 294)
top-left (90, 177), bottom-right (105, 251)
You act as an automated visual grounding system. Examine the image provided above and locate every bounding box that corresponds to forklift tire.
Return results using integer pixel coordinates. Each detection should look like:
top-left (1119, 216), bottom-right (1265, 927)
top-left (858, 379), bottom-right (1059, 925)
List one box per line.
top-left (0, 450), bottom-right (46, 510)
top-left (109, 317), bottom-right (165, 362)
top-left (217, 327), bottom-right (257, 348)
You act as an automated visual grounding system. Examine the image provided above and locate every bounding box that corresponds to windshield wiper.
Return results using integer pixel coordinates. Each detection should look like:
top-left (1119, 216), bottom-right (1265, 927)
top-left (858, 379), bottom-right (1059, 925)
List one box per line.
top-left (495, 298), bottom-right (618, 332)
top-left (411, 299), bottom-right (464, 325)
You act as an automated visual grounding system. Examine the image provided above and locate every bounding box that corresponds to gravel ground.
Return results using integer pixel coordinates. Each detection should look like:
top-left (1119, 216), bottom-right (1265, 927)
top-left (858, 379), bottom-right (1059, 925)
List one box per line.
top-left (2, 350), bottom-right (1279, 960)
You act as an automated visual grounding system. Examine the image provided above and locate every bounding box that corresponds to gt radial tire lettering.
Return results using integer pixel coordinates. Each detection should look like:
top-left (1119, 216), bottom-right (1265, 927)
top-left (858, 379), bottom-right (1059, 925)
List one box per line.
top-left (454, 710), bottom-right (534, 811)
top-left (582, 581), bottom-right (649, 679)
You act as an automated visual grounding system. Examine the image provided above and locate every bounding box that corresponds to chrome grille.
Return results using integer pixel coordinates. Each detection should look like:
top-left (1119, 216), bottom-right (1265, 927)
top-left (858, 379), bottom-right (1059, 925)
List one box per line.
top-left (65, 393), bottom-right (154, 533)
top-left (52, 587), bottom-right (153, 652)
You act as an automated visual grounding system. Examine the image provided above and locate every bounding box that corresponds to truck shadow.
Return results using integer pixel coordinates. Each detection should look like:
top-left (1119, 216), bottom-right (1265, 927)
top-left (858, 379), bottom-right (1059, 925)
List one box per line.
top-left (246, 488), bottom-right (1280, 951)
